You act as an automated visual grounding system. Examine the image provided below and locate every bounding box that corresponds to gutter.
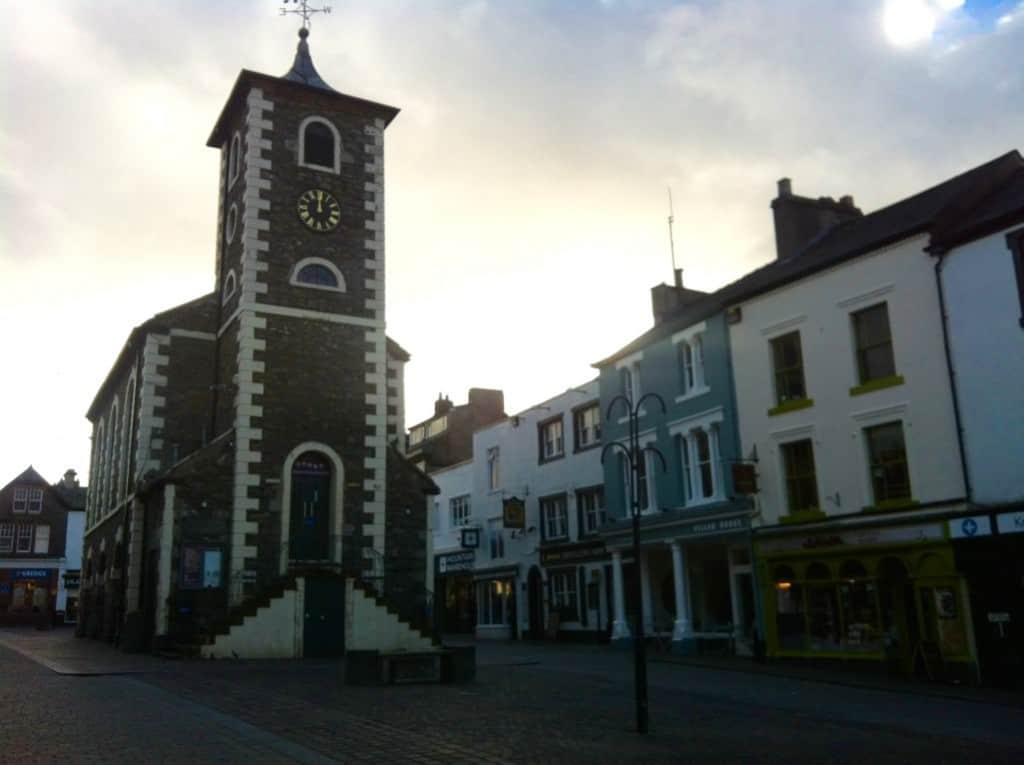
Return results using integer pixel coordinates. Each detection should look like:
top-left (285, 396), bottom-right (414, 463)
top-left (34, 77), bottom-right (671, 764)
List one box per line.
top-left (930, 248), bottom-right (974, 505)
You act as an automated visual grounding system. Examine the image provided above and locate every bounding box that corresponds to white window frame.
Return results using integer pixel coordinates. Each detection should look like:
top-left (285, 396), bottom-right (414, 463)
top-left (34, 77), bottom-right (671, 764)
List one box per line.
top-left (225, 203), bottom-right (238, 244)
top-left (13, 487), bottom-right (27, 513)
top-left (222, 269), bottom-right (237, 303)
top-left (228, 132), bottom-right (242, 189)
top-left (573, 404), bottom-right (601, 450)
top-left (450, 495), bottom-right (471, 528)
top-left (579, 487), bottom-right (606, 535)
top-left (614, 351), bottom-right (644, 418)
top-left (289, 257), bottom-right (346, 293)
top-left (409, 426), bottom-right (425, 446)
top-left (28, 488), bottom-right (43, 513)
top-left (33, 525), bottom-right (50, 554)
top-left (540, 418), bottom-right (564, 461)
top-left (427, 416), bottom-right (447, 438)
top-left (672, 322), bottom-right (709, 402)
top-left (541, 495), bottom-right (568, 540)
top-left (550, 570), bottom-right (579, 621)
top-left (0, 522), bottom-right (13, 553)
top-left (298, 116), bottom-right (342, 174)
top-left (15, 524), bottom-right (32, 553)
top-left (669, 407), bottom-right (725, 508)
top-left (488, 519), bottom-right (504, 559)
top-left (487, 447), bottom-right (501, 491)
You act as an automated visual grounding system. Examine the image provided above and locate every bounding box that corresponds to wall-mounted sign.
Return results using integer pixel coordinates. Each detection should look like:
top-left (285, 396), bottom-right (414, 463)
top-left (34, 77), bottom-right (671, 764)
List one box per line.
top-left (503, 497), bottom-right (526, 530)
top-left (997, 511), bottom-right (1024, 536)
top-left (677, 515), bottom-right (749, 540)
top-left (181, 546), bottom-right (223, 590)
top-left (13, 569), bottom-right (50, 581)
top-left (540, 540), bottom-right (608, 566)
top-left (759, 522), bottom-right (945, 555)
top-left (949, 515), bottom-right (992, 539)
top-left (461, 527), bottom-right (481, 549)
top-left (63, 571), bottom-right (81, 589)
top-left (732, 463), bottom-right (758, 495)
top-left (437, 550), bottom-right (475, 574)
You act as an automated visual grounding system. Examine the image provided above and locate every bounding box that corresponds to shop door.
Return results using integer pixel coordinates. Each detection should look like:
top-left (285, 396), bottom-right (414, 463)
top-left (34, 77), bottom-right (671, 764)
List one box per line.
top-left (303, 577), bottom-right (345, 658)
top-left (290, 454), bottom-right (331, 562)
top-left (528, 567), bottom-right (544, 640)
top-left (733, 572), bottom-right (756, 655)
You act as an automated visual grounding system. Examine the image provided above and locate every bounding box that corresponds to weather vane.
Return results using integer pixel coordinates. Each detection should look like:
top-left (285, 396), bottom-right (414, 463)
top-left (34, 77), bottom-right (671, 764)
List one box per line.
top-left (280, 0), bottom-right (332, 30)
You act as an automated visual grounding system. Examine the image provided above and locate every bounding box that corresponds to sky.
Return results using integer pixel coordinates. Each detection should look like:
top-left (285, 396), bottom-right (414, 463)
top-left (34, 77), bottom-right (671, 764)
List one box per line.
top-left (1, 0), bottom-right (1022, 485)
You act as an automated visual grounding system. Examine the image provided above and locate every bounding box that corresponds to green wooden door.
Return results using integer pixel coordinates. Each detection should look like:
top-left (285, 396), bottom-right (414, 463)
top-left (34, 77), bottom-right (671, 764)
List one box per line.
top-left (304, 577), bottom-right (346, 658)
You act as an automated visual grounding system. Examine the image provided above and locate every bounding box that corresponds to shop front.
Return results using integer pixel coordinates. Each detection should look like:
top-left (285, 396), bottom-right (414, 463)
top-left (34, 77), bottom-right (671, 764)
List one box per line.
top-left (539, 539), bottom-right (611, 641)
top-left (950, 508), bottom-right (1024, 688)
top-left (602, 507), bottom-right (757, 656)
top-left (0, 567), bottom-right (58, 626)
top-left (434, 550), bottom-right (476, 635)
top-left (474, 565), bottom-right (518, 640)
top-left (757, 519), bottom-right (976, 682)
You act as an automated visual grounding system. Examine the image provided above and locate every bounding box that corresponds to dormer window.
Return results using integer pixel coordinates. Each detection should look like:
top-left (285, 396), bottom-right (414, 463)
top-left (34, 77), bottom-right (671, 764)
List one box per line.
top-left (228, 132), bottom-right (241, 188)
top-left (290, 258), bottom-right (345, 292)
top-left (299, 117), bottom-right (341, 173)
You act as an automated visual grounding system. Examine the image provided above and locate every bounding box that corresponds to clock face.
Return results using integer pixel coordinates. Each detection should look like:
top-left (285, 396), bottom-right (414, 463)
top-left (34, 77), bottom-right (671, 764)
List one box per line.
top-left (297, 189), bottom-right (341, 232)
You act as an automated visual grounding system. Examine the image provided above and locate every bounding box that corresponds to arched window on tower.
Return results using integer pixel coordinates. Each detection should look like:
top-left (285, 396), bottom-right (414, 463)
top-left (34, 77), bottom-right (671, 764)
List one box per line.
top-left (290, 258), bottom-right (345, 292)
top-left (228, 133), bottom-right (241, 188)
top-left (299, 117), bottom-right (340, 173)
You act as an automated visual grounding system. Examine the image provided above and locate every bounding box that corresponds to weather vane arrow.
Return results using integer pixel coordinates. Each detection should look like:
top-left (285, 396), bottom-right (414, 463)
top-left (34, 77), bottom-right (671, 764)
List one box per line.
top-left (280, 0), bottom-right (332, 30)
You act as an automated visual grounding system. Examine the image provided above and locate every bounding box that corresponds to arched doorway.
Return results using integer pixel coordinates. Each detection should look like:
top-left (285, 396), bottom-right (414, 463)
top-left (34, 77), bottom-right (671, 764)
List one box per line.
top-left (528, 566), bottom-right (544, 640)
top-left (290, 452), bottom-right (331, 562)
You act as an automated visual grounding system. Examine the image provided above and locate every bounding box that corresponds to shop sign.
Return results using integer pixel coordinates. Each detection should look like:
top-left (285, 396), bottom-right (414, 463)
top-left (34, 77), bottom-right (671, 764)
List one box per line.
top-left (437, 550), bottom-right (475, 574)
top-left (13, 569), bottom-right (50, 580)
top-left (63, 571), bottom-right (81, 589)
top-left (759, 522), bottom-right (944, 554)
top-left (949, 515), bottom-right (993, 539)
top-left (996, 511), bottom-right (1024, 536)
top-left (460, 527), bottom-right (481, 549)
top-left (677, 515), bottom-right (749, 540)
top-left (540, 540), bottom-right (608, 566)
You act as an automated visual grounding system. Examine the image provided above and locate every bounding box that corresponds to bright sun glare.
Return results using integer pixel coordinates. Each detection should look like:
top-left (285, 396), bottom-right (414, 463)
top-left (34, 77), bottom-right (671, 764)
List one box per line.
top-left (883, 0), bottom-right (938, 46)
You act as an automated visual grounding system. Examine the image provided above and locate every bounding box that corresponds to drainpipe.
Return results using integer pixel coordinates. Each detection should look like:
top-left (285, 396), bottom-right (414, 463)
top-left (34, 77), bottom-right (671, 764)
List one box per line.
top-left (932, 250), bottom-right (973, 504)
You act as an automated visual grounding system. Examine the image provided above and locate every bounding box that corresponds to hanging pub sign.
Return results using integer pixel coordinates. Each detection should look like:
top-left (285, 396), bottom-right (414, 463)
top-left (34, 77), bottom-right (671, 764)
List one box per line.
top-left (502, 497), bottom-right (526, 530)
top-left (460, 527), bottom-right (481, 549)
top-left (732, 463), bottom-right (758, 494)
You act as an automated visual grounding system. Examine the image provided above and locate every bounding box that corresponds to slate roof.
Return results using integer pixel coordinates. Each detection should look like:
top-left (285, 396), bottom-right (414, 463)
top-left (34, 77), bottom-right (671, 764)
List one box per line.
top-left (5, 466), bottom-right (48, 489)
top-left (53, 483), bottom-right (88, 511)
top-left (282, 28), bottom-right (334, 91)
top-left (595, 150), bottom-right (1024, 368)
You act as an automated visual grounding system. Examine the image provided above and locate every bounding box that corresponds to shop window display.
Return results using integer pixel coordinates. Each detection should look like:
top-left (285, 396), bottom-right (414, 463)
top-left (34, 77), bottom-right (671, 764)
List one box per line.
top-left (805, 563), bottom-right (841, 652)
top-left (774, 565), bottom-right (806, 651)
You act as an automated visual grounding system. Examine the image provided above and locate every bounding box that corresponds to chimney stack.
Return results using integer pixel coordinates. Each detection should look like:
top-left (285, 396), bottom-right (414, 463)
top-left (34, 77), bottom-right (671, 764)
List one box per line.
top-left (771, 178), bottom-right (862, 260)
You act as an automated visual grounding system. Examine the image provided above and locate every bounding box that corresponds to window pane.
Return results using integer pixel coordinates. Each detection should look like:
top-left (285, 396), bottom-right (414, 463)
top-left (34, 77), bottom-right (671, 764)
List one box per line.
top-left (866, 422), bottom-right (911, 503)
top-left (696, 431), bottom-right (713, 498)
top-left (296, 263), bottom-right (338, 287)
top-left (853, 304), bottom-right (896, 383)
top-left (782, 439), bottom-right (819, 512)
top-left (303, 122), bottom-right (335, 167)
top-left (771, 332), bottom-right (806, 404)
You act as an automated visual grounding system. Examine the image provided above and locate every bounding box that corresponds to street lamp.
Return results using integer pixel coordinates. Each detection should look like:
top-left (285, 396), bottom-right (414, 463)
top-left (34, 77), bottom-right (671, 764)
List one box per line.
top-left (602, 391), bottom-right (666, 735)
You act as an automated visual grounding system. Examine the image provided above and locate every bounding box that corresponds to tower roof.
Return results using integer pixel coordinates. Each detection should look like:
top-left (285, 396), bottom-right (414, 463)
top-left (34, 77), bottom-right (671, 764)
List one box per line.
top-left (282, 28), bottom-right (335, 91)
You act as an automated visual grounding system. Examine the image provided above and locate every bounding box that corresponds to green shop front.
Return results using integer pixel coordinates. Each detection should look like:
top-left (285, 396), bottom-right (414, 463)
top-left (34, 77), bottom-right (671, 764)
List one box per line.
top-left (756, 518), bottom-right (976, 681)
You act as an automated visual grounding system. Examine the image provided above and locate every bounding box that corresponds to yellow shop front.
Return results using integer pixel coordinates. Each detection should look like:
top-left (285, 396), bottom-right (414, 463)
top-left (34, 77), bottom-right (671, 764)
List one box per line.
top-left (755, 519), bottom-right (977, 683)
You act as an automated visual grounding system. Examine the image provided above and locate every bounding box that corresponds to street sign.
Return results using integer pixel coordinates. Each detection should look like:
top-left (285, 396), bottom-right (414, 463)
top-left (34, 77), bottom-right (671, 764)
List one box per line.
top-left (996, 511), bottom-right (1024, 535)
top-left (949, 515), bottom-right (992, 539)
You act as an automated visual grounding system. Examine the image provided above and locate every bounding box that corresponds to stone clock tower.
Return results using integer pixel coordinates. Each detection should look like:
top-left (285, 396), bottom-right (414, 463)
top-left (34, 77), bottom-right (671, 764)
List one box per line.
top-left (207, 28), bottom-right (402, 602)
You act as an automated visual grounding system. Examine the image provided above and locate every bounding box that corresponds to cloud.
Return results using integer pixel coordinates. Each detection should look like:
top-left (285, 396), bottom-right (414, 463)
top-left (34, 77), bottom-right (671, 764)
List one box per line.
top-left (1, 1), bottom-right (1022, 482)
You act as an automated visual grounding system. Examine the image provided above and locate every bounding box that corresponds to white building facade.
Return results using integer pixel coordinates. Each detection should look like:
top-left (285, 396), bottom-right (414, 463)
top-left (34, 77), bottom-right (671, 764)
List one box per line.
top-left (429, 380), bottom-right (609, 641)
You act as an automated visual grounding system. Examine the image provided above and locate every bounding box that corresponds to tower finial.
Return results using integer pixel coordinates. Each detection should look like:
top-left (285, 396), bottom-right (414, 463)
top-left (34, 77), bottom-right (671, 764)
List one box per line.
top-left (280, 0), bottom-right (335, 91)
top-left (280, 0), bottom-right (332, 31)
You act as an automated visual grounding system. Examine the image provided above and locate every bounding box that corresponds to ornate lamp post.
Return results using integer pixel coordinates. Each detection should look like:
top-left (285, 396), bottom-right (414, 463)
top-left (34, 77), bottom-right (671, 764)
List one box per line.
top-left (602, 391), bottom-right (666, 735)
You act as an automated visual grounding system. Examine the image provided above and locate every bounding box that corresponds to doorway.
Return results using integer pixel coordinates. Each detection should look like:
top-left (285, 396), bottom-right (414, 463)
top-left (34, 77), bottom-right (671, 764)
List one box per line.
top-left (290, 453), bottom-right (331, 562)
top-left (527, 566), bottom-right (544, 640)
top-left (303, 576), bottom-right (345, 657)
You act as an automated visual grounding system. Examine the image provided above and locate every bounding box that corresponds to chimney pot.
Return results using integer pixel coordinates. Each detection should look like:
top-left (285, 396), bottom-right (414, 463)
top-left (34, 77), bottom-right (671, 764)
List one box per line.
top-left (673, 268), bottom-right (683, 288)
top-left (840, 195), bottom-right (855, 207)
top-left (777, 178), bottom-right (792, 197)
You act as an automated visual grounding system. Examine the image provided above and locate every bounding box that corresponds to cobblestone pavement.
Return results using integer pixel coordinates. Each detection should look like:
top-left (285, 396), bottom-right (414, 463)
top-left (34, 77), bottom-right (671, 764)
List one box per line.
top-left (4, 629), bottom-right (1024, 763)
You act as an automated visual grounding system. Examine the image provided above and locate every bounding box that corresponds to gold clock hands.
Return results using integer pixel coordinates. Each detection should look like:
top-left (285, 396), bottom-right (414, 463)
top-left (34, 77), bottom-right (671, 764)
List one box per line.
top-left (316, 190), bottom-right (323, 213)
